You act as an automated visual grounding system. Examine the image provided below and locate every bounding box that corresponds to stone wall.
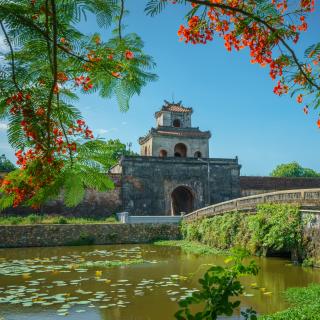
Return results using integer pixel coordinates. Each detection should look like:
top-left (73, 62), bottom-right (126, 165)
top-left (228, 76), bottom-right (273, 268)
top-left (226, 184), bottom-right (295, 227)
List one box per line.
top-left (302, 212), bottom-right (320, 266)
top-left (0, 223), bottom-right (181, 248)
top-left (240, 176), bottom-right (320, 196)
top-left (1, 174), bottom-right (123, 218)
top-left (120, 156), bottom-right (240, 216)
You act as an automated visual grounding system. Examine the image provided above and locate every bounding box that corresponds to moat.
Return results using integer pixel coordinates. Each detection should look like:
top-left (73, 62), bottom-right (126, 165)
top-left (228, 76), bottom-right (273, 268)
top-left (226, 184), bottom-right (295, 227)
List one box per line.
top-left (0, 244), bottom-right (320, 320)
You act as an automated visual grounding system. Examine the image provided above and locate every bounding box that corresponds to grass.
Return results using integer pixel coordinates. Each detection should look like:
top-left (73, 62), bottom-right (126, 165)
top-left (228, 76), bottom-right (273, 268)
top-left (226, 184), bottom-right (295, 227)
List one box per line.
top-left (0, 214), bottom-right (118, 225)
top-left (154, 240), bottom-right (228, 255)
top-left (78, 259), bottom-right (145, 269)
top-left (259, 284), bottom-right (320, 320)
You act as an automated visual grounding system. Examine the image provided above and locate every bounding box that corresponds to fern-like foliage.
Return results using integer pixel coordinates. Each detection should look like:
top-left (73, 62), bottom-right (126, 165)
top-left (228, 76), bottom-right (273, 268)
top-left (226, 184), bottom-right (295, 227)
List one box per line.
top-left (0, 0), bottom-right (156, 210)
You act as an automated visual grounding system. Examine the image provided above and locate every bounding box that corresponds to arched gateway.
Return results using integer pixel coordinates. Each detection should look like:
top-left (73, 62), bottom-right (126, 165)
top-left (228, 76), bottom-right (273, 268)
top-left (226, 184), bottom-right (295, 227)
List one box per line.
top-left (171, 186), bottom-right (194, 215)
top-left (110, 100), bottom-right (241, 216)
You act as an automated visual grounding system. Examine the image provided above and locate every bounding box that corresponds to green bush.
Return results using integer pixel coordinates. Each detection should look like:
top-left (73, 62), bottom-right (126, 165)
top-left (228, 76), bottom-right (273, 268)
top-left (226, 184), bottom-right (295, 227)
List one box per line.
top-left (250, 204), bottom-right (302, 255)
top-left (25, 214), bottom-right (42, 224)
top-left (182, 204), bottom-right (302, 257)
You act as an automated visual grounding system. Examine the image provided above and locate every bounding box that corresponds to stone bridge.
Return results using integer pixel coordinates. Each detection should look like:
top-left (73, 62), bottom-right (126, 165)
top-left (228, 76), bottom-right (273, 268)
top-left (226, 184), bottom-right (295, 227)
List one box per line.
top-left (184, 188), bottom-right (320, 221)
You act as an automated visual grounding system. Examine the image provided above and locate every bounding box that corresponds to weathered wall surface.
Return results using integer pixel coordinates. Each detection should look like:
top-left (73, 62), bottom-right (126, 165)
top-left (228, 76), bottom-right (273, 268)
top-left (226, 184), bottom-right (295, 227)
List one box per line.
top-left (0, 223), bottom-right (181, 248)
top-left (152, 135), bottom-right (209, 158)
top-left (240, 176), bottom-right (320, 196)
top-left (121, 156), bottom-right (240, 216)
top-left (1, 174), bottom-right (123, 218)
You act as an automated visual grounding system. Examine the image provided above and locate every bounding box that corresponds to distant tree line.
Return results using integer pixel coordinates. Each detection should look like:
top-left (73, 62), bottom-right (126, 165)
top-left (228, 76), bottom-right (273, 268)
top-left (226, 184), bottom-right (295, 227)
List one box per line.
top-left (271, 162), bottom-right (320, 178)
top-left (0, 139), bottom-right (136, 174)
top-left (0, 154), bottom-right (15, 172)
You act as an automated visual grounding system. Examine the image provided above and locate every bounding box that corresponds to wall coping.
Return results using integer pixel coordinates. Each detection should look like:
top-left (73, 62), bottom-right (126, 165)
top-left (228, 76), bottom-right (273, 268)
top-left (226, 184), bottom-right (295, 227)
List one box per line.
top-left (120, 155), bottom-right (239, 166)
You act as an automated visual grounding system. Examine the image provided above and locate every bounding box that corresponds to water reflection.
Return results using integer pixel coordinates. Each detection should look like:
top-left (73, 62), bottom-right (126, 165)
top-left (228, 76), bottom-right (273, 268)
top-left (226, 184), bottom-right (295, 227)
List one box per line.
top-left (0, 244), bottom-right (319, 320)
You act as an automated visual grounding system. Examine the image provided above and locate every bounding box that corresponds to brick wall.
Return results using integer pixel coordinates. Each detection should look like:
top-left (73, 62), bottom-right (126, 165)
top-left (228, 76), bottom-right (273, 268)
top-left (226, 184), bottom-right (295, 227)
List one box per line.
top-left (240, 176), bottom-right (320, 196)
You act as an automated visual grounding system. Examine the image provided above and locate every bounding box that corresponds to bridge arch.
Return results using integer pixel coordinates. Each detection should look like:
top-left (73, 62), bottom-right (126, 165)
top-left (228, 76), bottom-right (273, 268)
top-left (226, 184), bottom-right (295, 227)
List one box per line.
top-left (171, 185), bottom-right (194, 215)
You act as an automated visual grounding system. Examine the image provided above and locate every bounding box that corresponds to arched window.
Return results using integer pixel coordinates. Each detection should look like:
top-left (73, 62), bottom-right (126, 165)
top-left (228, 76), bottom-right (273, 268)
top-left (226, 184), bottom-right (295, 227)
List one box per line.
top-left (194, 151), bottom-right (202, 158)
top-left (174, 143), bottom-right (187, 157)
top-left (159, 149), bottom-right (168, 157)
top-left (144, 146), bottom-right (147, 155)
top-left (148, 146), bottom-right (151, 156)
top-left (173, 119), bottom-right (181, 128)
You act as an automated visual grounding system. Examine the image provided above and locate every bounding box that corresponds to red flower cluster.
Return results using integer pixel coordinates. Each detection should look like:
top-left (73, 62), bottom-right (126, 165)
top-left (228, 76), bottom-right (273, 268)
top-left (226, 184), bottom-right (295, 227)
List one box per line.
top-left (178, 16), bottom-right (213, 44)
top-left (75, 76), bottom-right (93, 91)
top-left (2, 90), bottom-right (95, 207)
top-left (273, 81), bottom-right (288, 96)
top-left (176, 1), bottom-right (316, 120)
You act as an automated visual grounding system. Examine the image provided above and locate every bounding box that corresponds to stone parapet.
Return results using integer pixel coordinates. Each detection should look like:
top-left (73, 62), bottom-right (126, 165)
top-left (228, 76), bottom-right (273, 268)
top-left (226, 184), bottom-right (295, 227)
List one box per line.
top-left (184, 188), bottom-right (320, 221)
top-left (0, 223), bottom-right (181, 248)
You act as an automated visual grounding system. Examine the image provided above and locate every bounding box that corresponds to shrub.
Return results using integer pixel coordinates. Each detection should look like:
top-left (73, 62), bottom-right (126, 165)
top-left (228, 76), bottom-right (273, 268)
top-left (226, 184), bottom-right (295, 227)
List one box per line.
top-left (26, 214), bottom-right (42, 224)
top-left (181, 204), bottom-right (302, 258)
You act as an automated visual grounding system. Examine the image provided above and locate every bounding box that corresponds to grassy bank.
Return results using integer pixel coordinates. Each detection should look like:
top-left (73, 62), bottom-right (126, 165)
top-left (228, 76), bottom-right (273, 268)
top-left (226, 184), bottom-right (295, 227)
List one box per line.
top-left (0, 214), bottom-right (118, 225)
top-left (154, 240), bottom-right (227, 255)
top-left (260, 284), bottom-right (320, 319)
top-left (181, 204), bottom-right (303, 258)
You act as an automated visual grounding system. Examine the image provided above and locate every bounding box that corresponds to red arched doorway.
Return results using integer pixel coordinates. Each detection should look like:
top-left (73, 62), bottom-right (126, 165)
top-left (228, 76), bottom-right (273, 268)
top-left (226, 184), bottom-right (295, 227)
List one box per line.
top-left (171, 186), bottom-right (194, 215)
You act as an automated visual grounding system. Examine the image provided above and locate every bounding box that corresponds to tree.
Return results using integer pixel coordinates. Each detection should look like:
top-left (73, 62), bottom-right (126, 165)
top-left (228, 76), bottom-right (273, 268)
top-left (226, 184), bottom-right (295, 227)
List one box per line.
top-left (0, 1), bottom-right (156, 209)
top-left (102, 139), bottom-right (139, 169)
top-left (270, 162), bottom-right (319, 177)
top-left (146, 0), bottom-right (319, 121)
top-left (0, 154), bottom-right (15, 172)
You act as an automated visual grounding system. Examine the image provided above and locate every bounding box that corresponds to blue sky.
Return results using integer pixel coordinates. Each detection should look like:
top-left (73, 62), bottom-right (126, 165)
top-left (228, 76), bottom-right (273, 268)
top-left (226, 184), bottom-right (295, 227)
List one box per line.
top-left (0, 1), bottom-right (319, 175)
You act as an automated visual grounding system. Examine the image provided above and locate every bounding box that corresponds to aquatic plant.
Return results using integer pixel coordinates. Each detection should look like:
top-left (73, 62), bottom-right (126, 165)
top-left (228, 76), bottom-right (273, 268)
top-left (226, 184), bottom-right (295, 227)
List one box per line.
top-left (175, 249), bottom-right (258, 320)
top-left (259, 284), bottom-right (320, 320)
top-left (78, 259), bottom-right (145, 269)
top-left (154, 240), bottom-right (227, 255)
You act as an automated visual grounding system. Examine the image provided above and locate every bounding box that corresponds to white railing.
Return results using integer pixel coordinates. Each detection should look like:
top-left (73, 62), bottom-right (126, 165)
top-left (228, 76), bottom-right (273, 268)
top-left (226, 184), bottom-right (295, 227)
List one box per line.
top-left (116, 212), bottom-right (182, 224)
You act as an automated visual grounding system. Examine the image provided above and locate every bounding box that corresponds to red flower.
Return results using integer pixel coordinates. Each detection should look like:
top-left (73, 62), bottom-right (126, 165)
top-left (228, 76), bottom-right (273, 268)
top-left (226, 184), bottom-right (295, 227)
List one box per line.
top-left (296, 94), bottom-right (303, 104)
top-left (125, 50), bottom-right (134, 60)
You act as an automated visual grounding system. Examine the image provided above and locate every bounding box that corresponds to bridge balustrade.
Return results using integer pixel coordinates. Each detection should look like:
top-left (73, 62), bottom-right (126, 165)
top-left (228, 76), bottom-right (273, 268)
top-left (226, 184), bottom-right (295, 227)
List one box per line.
top-left (184, 188), bottom-right (320, 221)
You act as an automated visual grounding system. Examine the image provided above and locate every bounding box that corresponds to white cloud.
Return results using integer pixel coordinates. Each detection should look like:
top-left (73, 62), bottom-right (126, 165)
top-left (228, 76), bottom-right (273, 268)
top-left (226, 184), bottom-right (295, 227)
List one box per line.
top-left (0, 122), bottom-right (8, 131)
top-left (96, 128), bottom-right (118, 136)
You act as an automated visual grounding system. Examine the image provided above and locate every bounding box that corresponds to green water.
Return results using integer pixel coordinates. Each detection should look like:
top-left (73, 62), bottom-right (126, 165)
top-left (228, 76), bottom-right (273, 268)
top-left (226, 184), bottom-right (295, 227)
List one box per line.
top-left (0, 244), bottom-right (319, 320)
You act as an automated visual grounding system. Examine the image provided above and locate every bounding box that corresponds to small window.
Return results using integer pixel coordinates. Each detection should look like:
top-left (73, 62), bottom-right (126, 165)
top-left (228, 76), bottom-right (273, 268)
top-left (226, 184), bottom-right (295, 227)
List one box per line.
top-left (173, 119), bottom-right (181, 128)
top-left (194, 151), bottom-right (202, 158)
top-left (159, 150), bottom-right (168, 157)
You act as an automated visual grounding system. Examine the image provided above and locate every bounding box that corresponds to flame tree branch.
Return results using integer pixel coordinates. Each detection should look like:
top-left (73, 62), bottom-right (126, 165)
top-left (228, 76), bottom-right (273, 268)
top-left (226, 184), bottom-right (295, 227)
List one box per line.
top-left (186, 0), bottom-right (320, 91)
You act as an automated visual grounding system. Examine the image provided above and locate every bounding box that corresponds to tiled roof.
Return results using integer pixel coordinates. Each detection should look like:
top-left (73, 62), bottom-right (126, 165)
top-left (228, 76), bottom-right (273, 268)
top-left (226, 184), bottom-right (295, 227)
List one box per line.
top-left (162, 104), bottom-right (192, 113)
top-left (155, 100), bottom-right (193, 117)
